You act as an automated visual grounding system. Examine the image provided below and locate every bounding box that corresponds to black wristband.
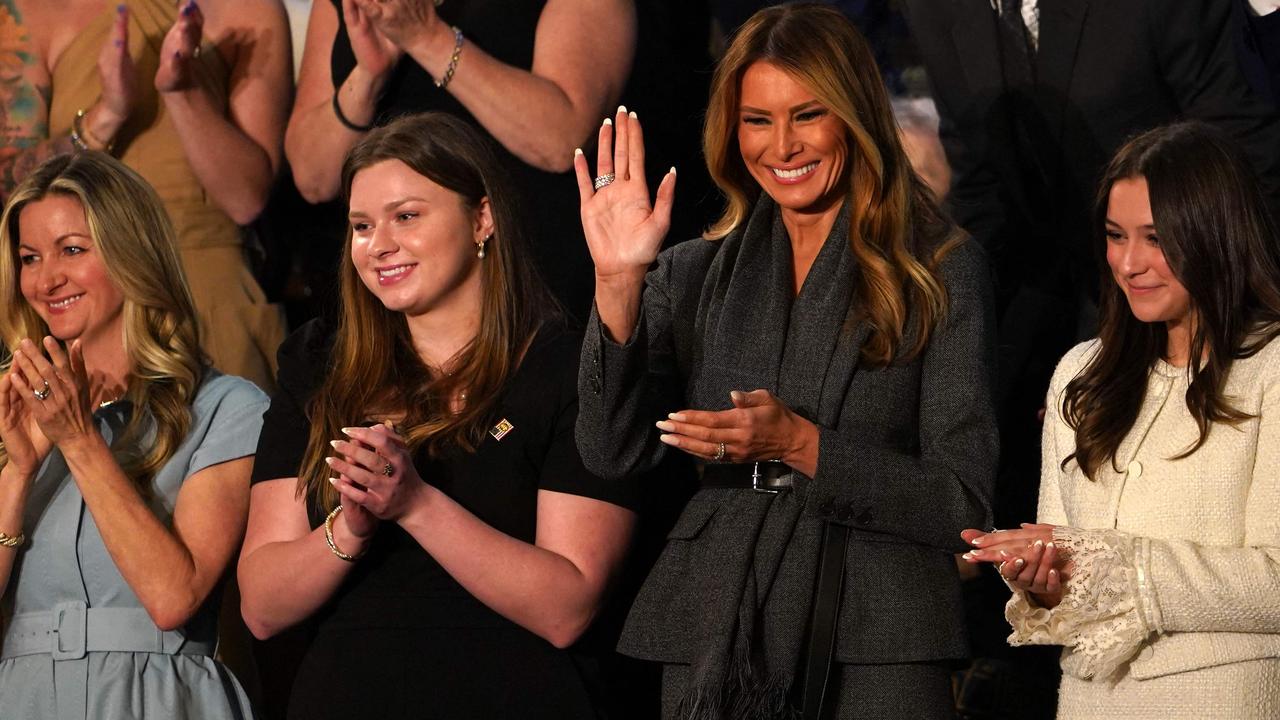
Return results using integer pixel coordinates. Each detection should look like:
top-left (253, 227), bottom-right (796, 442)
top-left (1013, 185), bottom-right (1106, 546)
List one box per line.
top-left (332, 92), bottom-right (375, 133)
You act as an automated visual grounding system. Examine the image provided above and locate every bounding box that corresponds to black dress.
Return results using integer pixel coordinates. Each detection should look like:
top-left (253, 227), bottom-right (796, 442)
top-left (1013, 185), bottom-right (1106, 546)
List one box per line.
top-left (329, 0), bottom-right (593, 322)
top-left (251, 320), bottom-right (641, 719)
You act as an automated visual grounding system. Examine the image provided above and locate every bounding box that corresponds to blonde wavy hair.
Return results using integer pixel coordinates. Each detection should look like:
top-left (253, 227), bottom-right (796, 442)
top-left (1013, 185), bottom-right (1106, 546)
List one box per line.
top-left (704, 3), bottom-right (961, 365)
top-left (0, 152), bottom-right (205, 483)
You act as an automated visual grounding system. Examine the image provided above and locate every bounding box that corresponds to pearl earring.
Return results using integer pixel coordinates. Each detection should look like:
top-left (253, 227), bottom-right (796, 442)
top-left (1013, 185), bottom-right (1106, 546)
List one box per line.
top-left (477, 234), bottom-right (491, 259)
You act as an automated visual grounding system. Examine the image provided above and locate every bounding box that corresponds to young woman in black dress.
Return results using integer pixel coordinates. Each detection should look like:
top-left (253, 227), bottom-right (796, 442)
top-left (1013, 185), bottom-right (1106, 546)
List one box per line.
top-left (237, 112), bottom-right (640, 719)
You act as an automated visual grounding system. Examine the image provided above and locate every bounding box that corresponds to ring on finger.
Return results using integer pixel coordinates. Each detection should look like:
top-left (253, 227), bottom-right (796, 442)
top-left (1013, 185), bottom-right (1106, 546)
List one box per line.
top-left (714, 442), bottom-right (726, 462)
top-left (382, 461), bottom-right (394, 476)
top-left (33, 381), bottom-right (51, 401)
top-left (593, 173), bottom-right (616, 191)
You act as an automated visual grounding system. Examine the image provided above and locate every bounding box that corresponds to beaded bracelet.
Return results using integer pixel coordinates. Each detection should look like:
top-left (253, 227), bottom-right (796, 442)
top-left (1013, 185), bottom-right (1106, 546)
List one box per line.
top-left (323, 505), bottom-right (361, 562)
top-left (0, 530), bottom-right (25, 548)
top-left (435, 26), bottom-right (464, 89)
top-left (331, 93), bottom-right (375, 133)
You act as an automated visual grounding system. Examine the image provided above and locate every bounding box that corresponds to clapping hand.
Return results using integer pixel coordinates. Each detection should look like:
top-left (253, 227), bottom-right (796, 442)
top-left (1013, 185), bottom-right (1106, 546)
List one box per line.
top-left (7, 338), bottom-right (98, 451)
top-left (961, 523), bottom-right (1070, 608)
top-left (93, 4), bottom-right (137, 144)
top-left (574, 106), bottom-right (676, 282)
top-left (0, 358), bottom-right (54, 479)
top-left (155, 0), bottom-right (204, 93)
top-left (350, 0), bottom-right (439, 53)
top-left (327, 423), bottom-right (426, 524)
top-left (655, 389), bottom-right (812, 467)
top-left (343, 0), bottom-right (403, 78)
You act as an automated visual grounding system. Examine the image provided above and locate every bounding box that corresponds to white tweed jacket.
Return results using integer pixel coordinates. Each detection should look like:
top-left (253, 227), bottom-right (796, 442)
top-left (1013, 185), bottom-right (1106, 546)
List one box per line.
top-left (1006, 336), bottom-right (1280, 682)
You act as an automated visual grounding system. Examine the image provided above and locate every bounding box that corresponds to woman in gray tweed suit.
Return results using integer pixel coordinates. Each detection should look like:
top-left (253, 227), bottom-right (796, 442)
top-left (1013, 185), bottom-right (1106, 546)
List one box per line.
top-left (572, 4), bottom-right (997, 719)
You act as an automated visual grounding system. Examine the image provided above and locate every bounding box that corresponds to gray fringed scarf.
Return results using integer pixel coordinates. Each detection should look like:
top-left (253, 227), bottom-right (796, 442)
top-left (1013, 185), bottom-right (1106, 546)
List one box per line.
top-left (672, 195), bottom-right (869, 718)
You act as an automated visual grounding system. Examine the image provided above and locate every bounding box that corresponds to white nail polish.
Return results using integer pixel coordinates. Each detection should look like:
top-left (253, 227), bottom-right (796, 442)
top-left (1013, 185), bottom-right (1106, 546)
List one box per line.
top-left (603, 118), bottom-right (613, 126)
top-left (574, 147), bottom-right (583, 156)
top-left (329, 440), bottom-right (341, 449)
top-left (618, 105), bottom-right (627, 114)
top-left (629, 111), bottom-right (637, 119)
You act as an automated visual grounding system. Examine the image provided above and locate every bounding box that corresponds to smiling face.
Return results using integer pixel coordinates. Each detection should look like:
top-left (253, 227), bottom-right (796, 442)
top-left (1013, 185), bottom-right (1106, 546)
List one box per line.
top-left (16, 194), bottom-right (125, 346)
top-left (1105, 177), bottom-right (1194, 331)
top-left (348, 159), bottom-right (492, 321)
top-left (737, 61), bottom-right (849, 218)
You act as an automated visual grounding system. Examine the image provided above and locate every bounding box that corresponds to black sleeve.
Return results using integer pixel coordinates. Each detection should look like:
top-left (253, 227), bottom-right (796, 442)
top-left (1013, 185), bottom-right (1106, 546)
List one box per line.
top-left (250, 319), bottom-right (333, 485)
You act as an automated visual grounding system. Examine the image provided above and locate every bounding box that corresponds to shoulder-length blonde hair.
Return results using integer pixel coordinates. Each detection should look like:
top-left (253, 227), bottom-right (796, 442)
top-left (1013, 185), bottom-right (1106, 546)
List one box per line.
top-left (297, 113), bottom-right (557, 512)
top-left (704, 3), bottom-right (960, 365)
top-left (0, 152), bottom-right (205, 484)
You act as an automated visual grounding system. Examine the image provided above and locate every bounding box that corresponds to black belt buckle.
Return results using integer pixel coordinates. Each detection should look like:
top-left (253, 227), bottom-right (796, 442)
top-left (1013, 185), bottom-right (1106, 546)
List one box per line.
top-left (751, 460), bottom-right (791, 494)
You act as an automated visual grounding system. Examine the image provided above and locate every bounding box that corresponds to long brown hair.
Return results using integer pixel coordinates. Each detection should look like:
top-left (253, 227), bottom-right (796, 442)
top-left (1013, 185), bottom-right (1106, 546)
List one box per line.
top-left (703, 3), bottom-right (960, 365)
top-left (1063, 122), bottom-right (1280, 479)
top-left (0, 153), bottom-right (205, 484)
top-left (297, 113), bottom-right (558, 511)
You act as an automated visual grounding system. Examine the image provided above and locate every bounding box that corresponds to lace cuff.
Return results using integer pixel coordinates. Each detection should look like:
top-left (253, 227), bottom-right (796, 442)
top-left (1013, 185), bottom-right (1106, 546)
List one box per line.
top-left (1004, 527), bottom-right (1161, 680)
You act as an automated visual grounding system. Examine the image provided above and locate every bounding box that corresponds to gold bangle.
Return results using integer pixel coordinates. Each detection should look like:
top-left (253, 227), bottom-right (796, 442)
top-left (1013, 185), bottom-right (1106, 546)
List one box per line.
top-left (323, 505), bottom-right (360, 562)
top-left (0, 530), bottom-right (25, 548)
top-left (73, 109), bottom-right (115, 153)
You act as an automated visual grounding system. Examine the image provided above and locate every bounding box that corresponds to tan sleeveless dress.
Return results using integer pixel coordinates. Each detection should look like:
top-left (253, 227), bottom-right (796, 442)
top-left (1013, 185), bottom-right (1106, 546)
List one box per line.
top-left (48, 0), bottom-right (284, 392)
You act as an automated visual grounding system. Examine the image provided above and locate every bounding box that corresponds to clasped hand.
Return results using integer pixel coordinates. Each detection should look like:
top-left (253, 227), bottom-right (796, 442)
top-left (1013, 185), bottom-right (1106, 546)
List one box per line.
top-left (326, 424), bottom-right (425, 534)
top-left (960, 523), bottom-right (1071, 607)
top-left (349, 0), bottom-right (440, 55)
top-left (655, 389), bottom-right (814, 470)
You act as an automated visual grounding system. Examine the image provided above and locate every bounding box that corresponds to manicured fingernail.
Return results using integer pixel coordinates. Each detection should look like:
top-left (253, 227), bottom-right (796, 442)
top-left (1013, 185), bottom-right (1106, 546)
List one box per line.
top-left (1049, 569), bottom-right (1057, 576)
top-left (617, 105), bottom-right (627, 114)
top-left (1034, 539), bottom-right (1044, 548)
top-left (114, 39), bottom-right (123, 47)
top-left (669, 166), bottom-right (677, 175)
top-left (603, 118), bottom-right (612, 126)
top-left (341, 427), bottom-right (357, 436)
top-left (1014, 558), bottom-right (1025, 568)
top-left (329, 440), bottom-right (342, 449)
top-left (324, 456), bottom-right (336, 466)
top-left (971, 536), bottom-right (983, 546)
top-left (328, 477), bottom-right (337, 486)
top-left (655, 420), bottom-right (674, 432)
top-left (574, 148), bottom-right (583, 156)
top-left (1047, 542), bottom-right (1055, 550)
top-left (961, 553), bottom-right (974, 561)
top-left (969, 548), bottom-right (984, 556)
top-left (629, 111), bottom-right (637, 119)
top-left (117, 3), bottom-right (125, 11)
top-left (668, 412), bottom-right (686, 422)
top-left (657, 434), bottom-right (677, 446)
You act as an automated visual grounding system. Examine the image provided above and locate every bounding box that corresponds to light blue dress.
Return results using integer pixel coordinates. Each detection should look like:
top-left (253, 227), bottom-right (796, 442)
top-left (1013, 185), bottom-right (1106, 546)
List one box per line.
top-left (0, 371), bottom-right (267, 720)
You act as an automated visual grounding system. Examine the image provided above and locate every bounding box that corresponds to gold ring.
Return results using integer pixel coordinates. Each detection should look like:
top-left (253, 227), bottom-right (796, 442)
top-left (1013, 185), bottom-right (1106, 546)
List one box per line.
top-left (382, 462), bottom-right (394, 476)
top-left (714, 442), bottom-right (725, 462)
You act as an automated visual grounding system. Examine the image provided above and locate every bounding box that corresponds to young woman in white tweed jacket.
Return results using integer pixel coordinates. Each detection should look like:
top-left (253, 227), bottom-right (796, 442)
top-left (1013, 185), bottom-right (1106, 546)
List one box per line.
top-left (962, 121), bottom-right (1280, 719)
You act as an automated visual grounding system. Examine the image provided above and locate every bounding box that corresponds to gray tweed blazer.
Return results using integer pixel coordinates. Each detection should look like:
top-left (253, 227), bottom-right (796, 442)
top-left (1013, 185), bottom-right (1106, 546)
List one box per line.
top-left (577, 198), bottom-right (998, 668)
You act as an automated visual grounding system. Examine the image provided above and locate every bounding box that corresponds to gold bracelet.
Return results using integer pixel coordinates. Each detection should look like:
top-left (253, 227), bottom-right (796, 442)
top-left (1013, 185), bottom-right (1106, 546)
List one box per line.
top-left (0, 530), bottom-right (25, 548)
top-left (73, 109), bottom-right (115, 153)
top-left (435, 26), bottom-right (464, 89)
top-left (323, 505), bottom-right (361, 562)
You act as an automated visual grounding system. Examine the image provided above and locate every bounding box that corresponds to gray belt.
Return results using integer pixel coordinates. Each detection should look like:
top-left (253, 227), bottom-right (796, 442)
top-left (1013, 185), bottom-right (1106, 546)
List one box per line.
top-left (1, 601), bottom-right (215, 661)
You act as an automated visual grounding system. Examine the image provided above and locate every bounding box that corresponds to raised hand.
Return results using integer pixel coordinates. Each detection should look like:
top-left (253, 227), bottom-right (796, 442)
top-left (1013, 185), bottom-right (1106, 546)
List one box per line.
top-left (7, 338), bottom-right (98, 450)
top-left (343, 0), bottom-right (404, 79)
top-left (326, 424), bottom-right (426, 523)
top-left (94, 4), bottom-right (137, 142)
top-left (155, 0), bottom-right (204, 93)
top-left (350, 0), bottom-right (439, 53)
top-left (573, 107), bottom-right (676, 281)
top-left (0, 364), bottom-right (53, 478)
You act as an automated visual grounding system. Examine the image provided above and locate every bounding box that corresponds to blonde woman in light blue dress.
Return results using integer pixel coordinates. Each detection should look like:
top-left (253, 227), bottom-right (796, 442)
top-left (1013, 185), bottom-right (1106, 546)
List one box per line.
top-left (0, 153), bottom-right (264, 719)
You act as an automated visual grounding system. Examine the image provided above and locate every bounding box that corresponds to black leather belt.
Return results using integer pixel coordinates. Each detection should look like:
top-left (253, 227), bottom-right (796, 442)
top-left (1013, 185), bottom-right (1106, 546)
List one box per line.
top-left (701, 461), bottom-right (795, 493)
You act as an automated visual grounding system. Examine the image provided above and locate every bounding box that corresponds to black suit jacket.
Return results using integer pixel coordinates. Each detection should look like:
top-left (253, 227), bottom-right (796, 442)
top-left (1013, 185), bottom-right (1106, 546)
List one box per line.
top-left (906, 0), bottom-right (1280, 389)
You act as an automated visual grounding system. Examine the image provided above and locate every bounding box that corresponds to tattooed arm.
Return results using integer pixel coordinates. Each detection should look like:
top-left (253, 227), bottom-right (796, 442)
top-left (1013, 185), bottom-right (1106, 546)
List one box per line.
top-left (0, 1), bottom-right (133, 201)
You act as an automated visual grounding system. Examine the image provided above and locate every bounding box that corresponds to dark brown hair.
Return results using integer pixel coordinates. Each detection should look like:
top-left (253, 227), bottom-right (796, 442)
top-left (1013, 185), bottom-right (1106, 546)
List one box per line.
top-left (702, 3), bottom-right (961, 365)
top-left (298, 113), bottom-right (558, 510)
top-left (1063, 121), bottom-right (1280, 478)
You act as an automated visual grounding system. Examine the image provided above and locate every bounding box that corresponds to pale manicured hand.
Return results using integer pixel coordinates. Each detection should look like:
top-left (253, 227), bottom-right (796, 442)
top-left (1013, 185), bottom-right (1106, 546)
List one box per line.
top-left (573, 107), bottom-right (676, 281)
top-left (155, 0), bottom-right (204, 93)
top-left (327, 424), bottom-right (427, 523)
top-left (654, 389), bottom-right (811, 465)
top-left (95, 4), bottom-right (136, 133)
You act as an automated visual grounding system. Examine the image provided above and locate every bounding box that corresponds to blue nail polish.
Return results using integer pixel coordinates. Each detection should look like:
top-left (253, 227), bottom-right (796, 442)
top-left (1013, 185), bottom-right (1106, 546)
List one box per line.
top-left (116, 3), bottom-right (125, 11)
